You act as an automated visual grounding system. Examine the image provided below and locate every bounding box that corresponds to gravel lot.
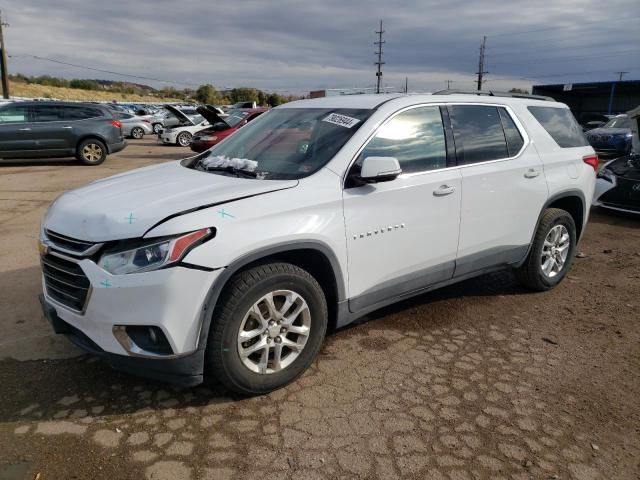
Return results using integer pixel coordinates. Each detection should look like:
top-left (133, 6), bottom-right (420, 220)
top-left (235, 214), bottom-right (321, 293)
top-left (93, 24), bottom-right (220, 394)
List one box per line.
top-left (0, 138), bottom-right (639, 480)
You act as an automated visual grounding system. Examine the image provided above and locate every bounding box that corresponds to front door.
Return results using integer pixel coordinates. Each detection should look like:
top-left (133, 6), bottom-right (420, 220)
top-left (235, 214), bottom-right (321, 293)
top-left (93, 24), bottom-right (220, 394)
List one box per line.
top-left (0, 104), bottom-right (36, 157)
top-left (343, 105), bottom-right (462, 313)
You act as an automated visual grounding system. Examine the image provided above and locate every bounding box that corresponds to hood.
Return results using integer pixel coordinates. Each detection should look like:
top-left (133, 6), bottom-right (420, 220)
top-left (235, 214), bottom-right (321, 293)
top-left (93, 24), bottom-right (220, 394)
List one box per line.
top-left (587, 127), bottom-right (630, 136)
top-left (605, 155), bottom-right (640, 180)
top-left (44, 161), bottom-right (298, 242)
top-left (164, 105), bottom-right (195, 126)
top-left (196, 105), bottom-right (230, 128)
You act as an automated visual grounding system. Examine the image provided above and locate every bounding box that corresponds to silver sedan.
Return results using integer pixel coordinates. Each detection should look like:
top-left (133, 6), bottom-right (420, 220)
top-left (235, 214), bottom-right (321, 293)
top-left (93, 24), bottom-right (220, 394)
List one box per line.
top-left (117, 113), bottom-right (154, 139)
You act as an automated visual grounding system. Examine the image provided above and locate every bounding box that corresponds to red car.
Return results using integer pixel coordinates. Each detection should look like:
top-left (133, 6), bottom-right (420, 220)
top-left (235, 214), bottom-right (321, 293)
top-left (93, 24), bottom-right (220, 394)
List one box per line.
top-left (190, 107), bottom-right (268, 152)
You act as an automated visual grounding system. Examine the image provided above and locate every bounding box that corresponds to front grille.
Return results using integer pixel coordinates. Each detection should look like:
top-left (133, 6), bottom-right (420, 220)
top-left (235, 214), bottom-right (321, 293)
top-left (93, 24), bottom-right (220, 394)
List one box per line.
top-left (42, 253), bottom-right (91, 312)
top-left (45, 229), bottom-right (98, 255)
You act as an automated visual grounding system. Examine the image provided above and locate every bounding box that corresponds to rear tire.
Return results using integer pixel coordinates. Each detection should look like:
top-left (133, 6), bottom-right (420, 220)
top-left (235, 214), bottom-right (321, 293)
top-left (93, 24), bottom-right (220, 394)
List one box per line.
top-left (130, 127), bottom-right (144, 139)
top-left (515, 208), bottom-right (576, 291)
top-left (176, 131), bottom-right (192, 147)
top-left (206, 263), bottom-right (327, 395)
top-left (76, 138), bottom-right (107, 166)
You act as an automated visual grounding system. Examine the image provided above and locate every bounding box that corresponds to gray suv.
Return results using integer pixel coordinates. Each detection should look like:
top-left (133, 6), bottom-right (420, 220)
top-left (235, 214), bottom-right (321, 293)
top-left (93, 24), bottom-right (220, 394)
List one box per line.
top-left (0, 102), bottom-right (127, 165)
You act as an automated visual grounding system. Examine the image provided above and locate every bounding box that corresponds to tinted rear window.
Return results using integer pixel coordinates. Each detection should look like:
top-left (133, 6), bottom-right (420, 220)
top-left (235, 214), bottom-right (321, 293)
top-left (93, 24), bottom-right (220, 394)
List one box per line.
top-left (450, 105), bottom-right (508, 164)
top-left (527, 106), bottom-right (589, 148)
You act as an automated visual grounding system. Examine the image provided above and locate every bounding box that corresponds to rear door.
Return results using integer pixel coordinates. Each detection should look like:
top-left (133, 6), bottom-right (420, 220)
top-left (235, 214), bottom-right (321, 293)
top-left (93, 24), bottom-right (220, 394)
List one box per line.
top-left (0, 104), bottom-right (35, 157)
top-left (343, 105), bottom-right (462, 312)
top-left (29, 104), bottom-right (76, 153)
top-left (450, 104), bottom-right (548, 275)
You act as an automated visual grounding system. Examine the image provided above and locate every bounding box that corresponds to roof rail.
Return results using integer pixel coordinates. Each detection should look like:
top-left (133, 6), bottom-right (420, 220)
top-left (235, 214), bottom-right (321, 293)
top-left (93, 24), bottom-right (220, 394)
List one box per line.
top-left (432, 89), bottom-right (554, 102)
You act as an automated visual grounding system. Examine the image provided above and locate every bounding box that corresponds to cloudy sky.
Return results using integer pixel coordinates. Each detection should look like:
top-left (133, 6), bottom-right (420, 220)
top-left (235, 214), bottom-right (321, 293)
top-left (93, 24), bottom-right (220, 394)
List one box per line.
top-left (5, 0), bottom-right (640, 94)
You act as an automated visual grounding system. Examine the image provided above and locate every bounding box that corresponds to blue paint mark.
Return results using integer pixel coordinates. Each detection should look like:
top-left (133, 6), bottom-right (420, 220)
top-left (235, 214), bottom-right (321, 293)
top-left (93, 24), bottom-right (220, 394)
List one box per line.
top-left (100, 279), bottom-right (112, 288)
top-left (125, 212), bottom-right (136, 224)
top-left (218, 209), bottom-right (235, 219)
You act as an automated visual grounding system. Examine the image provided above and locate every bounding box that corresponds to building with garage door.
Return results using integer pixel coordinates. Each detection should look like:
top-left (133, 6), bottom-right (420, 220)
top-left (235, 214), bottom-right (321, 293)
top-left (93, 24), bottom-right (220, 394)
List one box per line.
top-left (532, 80), bottom-right (640, 124)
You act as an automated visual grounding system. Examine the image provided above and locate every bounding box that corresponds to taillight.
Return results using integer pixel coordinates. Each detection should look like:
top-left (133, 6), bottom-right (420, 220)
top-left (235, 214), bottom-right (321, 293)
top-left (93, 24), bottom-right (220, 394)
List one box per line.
top-left (143, 119), bottom-right (151, 124)
top-left (111, 120), bottom-right (122, 129)
top-left (583, 154), bottom-right (598, 172)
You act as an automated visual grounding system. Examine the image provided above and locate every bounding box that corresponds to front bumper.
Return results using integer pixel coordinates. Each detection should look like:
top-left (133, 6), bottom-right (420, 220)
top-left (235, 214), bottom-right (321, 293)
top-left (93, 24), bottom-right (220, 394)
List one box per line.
top-left (190, 140), bottom-right (214, 153)
top-left (161, 132), bottom-right (177, 144)
top-left (41, 257), bottom-right (220, 358)
top-left (40, 294), bottom-right (206, 386)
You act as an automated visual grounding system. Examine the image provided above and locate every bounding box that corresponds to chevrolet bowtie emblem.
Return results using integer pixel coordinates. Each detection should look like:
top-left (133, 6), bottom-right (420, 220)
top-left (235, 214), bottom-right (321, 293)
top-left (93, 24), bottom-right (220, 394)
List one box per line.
top-left (38, 240), bottom-right (49, 256)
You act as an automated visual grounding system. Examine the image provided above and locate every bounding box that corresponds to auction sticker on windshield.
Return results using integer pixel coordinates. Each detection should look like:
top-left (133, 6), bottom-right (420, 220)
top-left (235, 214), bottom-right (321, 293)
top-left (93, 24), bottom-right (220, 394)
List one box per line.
top-left (322, 113), bottom-right (361, 128)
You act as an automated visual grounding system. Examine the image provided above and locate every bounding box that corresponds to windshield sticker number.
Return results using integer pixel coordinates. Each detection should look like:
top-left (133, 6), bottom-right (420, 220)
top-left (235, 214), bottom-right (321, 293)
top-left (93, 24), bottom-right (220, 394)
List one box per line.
top-left (322, 113), bottom-right (361, 128)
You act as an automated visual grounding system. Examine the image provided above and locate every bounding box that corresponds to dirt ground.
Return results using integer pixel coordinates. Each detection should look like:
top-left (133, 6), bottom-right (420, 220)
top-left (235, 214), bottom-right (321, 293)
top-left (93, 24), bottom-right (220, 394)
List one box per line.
top-left (0, 137), bottom-right (639, 480)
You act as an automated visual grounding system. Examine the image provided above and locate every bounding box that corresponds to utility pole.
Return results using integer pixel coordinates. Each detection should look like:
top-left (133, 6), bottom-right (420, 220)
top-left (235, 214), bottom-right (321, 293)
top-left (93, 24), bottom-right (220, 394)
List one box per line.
top-left (404, 77), bottom-right (408, 93)
top-left (0, 11), bottom-right (9, 99)
top-left (446, 79), bottom-right (453, 89)
top-left (476, 35), bottom-right (487, 91)
top-left (615, 71), bottom-right (628, 81)
top-left (374, 20), bottom-right (385, 94)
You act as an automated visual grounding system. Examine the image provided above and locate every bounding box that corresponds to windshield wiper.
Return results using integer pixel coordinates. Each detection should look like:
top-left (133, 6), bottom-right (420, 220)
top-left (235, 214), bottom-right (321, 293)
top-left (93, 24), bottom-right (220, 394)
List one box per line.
top-left (202, 164), bottom-right (258, 178)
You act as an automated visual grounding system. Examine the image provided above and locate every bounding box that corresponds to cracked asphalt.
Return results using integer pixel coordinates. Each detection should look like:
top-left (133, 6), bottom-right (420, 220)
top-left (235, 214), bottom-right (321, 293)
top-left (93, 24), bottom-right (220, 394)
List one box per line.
top-left (1, 138), bottom-right (639, 479)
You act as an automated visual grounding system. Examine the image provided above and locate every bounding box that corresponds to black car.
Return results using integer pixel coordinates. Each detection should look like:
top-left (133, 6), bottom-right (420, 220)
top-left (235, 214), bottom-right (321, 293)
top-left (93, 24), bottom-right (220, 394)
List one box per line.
top-left (593, 154), bottom-right (640, 214)
top-left (0, 102), bottom-right (127, 165)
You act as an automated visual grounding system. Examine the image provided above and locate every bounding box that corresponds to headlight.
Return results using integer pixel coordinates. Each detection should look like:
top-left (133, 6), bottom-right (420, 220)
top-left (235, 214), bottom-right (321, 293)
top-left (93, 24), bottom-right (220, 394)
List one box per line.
top-left (198, 135), bottom-right (217, 141)
top-left (98, 228), bottom-right (211, 275)
top-left (596, 168), bottom-right (614, 183)
top-left (625, 132), bottom-right (633, 138)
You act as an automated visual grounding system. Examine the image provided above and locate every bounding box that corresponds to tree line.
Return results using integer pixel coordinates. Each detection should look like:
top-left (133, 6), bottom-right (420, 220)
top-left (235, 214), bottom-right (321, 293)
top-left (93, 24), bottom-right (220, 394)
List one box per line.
top-left (10, 74), bottom-right (301, 106)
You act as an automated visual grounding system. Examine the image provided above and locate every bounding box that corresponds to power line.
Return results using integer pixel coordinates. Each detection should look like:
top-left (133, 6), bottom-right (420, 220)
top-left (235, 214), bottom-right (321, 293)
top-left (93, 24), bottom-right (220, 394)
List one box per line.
top-left (489, 49), bottom-right (640, 68)
top-left (9, 54), bottom-right (192, 87)
top-left (487, 68), bottom-right (638, 82)
top-left (488, 15), bottom-right (640, 38)
top-left (488, 40), bottom-right (640, 57)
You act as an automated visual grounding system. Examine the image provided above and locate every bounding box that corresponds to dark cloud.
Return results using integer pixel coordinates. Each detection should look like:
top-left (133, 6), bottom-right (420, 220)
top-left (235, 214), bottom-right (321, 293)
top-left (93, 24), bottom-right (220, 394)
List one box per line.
top-left (6, 0), bottom-right (640, 93)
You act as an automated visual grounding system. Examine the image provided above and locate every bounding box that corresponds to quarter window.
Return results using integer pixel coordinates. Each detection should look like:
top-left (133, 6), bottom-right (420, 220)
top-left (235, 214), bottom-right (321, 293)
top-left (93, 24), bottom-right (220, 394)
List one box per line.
top-left (62, 106), bottom-right (103, 120)
top-left (498, 107), bottom-right (525, 156)
top-left (450, 105), bottom-right (508, 164)
top-left (527, 106), bottom-right (589, 148)
top-left (360, 106), bottom-right (447, 174)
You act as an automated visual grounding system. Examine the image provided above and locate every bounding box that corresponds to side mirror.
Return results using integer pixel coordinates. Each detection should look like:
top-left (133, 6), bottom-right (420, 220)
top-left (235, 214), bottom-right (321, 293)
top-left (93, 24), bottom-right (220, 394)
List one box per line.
top-left (360, 156), bottom-right (402, 183)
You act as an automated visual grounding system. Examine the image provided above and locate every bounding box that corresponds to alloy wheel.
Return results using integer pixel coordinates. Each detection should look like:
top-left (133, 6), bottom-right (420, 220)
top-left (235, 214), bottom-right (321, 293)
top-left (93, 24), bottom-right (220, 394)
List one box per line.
top-left (540, 224), bottom-right (570, 278)
top-left (178, 133), bottom-right (191, 146)
top-left (132, 127), bottom-right (143, 139)
top-left (237, 290), bottom-right (311, 374)
top-left (82, 143), bottom-right (103, 163)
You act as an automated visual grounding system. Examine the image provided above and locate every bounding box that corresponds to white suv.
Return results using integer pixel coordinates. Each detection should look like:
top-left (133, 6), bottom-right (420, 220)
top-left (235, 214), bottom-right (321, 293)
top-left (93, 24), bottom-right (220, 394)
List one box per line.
top-left (39, 93), bottom-right (597, 394)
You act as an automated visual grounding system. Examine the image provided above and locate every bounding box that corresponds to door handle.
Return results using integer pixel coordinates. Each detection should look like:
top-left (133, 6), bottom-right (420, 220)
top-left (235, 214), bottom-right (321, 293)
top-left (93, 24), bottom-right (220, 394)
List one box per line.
top-left (19, 128), bottom-right (31, 131)
top-left (433, 185), bottom-right (456, 196)
top-left (524, 168), bottom-right (540, 178)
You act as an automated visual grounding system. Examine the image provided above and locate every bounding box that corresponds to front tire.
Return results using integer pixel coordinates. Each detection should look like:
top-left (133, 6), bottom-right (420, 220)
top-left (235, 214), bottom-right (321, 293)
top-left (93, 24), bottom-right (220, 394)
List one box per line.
top-left (206, 263), bottom-right (328, 395)
top-left (176, 131), bottom-right (192, 147)
top-left (76, 138), bottom-right (107, 166)
top-left (153, 123), bottom-right (163, 134)
top-left (515, 208), bottom-right (576, 291)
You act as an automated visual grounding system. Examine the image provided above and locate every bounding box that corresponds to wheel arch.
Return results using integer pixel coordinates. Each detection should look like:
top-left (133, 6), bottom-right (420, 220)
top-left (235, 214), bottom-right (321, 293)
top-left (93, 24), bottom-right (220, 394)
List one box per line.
top-left (196, 241), bottom-right (346, 351)
top-left (517, 190), bottom-right (587, 268)
top-left (544, 190), bottom-right (586, 241)
top-left (76, 134), bottom-right (111, 153)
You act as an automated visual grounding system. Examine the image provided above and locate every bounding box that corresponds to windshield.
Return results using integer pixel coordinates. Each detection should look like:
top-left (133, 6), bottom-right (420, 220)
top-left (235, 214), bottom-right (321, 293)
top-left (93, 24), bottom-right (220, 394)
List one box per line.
top-left (191, 108), bottom-right (373, 180)
top-left (603, 116), bottom-right (631, 129)
top-left (224, 110), bottom-right (250, 128)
